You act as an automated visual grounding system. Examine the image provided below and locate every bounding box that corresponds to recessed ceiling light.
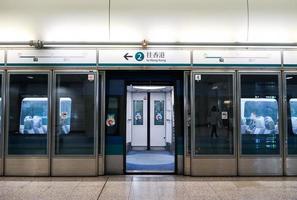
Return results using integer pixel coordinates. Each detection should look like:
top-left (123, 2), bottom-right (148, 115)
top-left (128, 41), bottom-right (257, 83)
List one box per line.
top-left (224, 100), bottom-right (231, 104)
top-left (133, 86), bottom-right (166, 90)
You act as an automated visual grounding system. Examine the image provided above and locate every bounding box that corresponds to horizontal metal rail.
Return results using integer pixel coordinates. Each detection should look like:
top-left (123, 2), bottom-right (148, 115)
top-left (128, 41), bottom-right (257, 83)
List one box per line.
top-left (0, 40), bottom-right (297, 48)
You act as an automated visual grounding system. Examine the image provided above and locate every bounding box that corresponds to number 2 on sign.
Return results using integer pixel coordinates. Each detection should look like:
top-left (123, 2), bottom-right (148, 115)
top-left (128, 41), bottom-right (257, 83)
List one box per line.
top-left (135, 52), bottom-right (144, 61)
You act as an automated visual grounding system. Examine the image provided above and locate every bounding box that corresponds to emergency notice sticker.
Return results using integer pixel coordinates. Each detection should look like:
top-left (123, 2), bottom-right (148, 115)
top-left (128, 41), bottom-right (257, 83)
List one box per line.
top-left (88, 74), bottom-right (95, 81)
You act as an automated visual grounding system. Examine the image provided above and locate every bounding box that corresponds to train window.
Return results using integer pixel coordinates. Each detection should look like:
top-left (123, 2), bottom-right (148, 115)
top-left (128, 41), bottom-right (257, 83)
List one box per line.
top-left (55, 73), bottom-right (95, 155)
top-left (241, 98), bottom-right (278, 135)
top-left (19, 97), bottom-right (71, 135)
top-left (19, 98), bottom-right (48, 134)
top-left (286, 75), bottom-right (297, 155)
top-left (240, 74), bottom-right (280, 155)
top-left (8, 74), bottom-right (48, 155)
top-left (194, 74), bottom-right (234, 155)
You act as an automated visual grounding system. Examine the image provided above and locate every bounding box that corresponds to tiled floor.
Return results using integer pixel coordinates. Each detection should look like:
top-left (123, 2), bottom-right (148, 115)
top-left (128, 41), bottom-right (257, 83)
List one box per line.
top-left (1, 176), bottom-right (297, 200)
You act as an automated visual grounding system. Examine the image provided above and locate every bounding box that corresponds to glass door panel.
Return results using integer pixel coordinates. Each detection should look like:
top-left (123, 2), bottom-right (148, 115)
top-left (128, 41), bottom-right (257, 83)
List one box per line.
top-left (194, 74), bottom-right (234, 155)
top-left (191, 72), bottom-right (236, 176)
top-left (8, 73), bottom-right (49, 155)
top-left (285, 74), bottom-right (297, 155)
top-left (54, 73), bottom-right (96, 155)
top-left (240, 74), bottom-right (280, 155)
top-left (284, 73), bottom-right (297, 175)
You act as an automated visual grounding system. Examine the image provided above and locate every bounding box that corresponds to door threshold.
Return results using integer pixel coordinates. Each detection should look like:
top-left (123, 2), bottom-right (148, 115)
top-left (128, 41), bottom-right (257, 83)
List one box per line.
top-left (126, 170), bottom-right (175, 175)
top-left (126, 170), bottom-right (175, 173)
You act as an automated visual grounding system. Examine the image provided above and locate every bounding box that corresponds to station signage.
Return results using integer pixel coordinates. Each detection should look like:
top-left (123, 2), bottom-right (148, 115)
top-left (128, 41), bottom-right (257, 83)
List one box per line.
top-left (99, 50), bottom-right (190, 66)
top-left (193, 50), bottom-right (281, 66)
top-left (0, 50), bottom-right (4, 65)
top-left (283, 51), bottom-right (297, 66)
top-left (7, 49), bottom-right (96, 65)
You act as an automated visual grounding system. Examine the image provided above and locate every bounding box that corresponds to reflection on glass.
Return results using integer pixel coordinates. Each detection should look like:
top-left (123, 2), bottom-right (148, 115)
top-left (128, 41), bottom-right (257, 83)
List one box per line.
top-left (240, 75), bottom-right (279, 155)
top-left (194, 74), bottom-right (234, 155)
top-left (8, 74), bottom-right (48, 155)
top-left (55, 74), bottom-right (95, 155)
top-left (286, 75), bottom-right (297, 154)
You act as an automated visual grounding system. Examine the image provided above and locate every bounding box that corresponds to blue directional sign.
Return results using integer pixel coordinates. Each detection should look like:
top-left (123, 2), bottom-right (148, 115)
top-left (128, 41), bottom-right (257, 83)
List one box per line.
top-left (135, 52), bottom-right (144, 61)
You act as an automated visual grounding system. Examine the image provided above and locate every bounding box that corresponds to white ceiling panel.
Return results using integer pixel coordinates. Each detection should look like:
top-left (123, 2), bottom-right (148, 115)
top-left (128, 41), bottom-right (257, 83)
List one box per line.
top-left (110, 0), bottom-right (248, 42)
top-left (0, 0), bottom-right (109, 41)
top-left (248, 0), bottom-right (297, 43)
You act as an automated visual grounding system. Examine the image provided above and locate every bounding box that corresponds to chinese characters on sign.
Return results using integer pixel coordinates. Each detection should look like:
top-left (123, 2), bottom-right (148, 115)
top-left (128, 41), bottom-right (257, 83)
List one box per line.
top-left (98, 50), bottom-right (191, 65)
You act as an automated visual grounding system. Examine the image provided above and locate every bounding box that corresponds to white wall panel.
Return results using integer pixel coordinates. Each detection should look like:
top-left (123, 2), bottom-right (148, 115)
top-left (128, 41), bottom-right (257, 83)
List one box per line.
top-left (110, 0), bottom-right (248, 42)
top-left (283, 51), bottom-right (297, 65)
top-left (0, 0), bottom-right (109, 41)
top-left (193, 50), bottom-right (281, 65)
top-left (7, 49), bottom-right (96, 64)
top-left (0, 50), bottom-right (4, 64)
top-left (249, 0), bottom-right (297, 42)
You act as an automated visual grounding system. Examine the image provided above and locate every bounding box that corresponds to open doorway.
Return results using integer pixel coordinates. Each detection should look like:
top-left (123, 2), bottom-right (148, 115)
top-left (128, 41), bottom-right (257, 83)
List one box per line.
top-left (125, 85), bottom-right (175, 173)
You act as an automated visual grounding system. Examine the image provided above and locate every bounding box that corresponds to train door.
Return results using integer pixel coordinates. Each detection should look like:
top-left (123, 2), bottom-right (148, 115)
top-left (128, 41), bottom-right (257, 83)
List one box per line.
top-left (130, 92), bottom-right (148, 148)
top-left (150, 92), bottom-right (167, 148)
top-left (125, 85), bottom-right (175, 173)
top-left (191, 71), bottom-right (236, 176)
top-left (105, 71), bottom-right (183, 175)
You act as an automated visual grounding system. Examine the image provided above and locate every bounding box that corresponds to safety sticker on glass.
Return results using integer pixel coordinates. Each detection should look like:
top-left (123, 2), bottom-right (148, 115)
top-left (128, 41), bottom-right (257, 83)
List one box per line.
top-left (88, 74), bottom-right (94, 81)
top-left (195, 74), bottom-right (201, 81)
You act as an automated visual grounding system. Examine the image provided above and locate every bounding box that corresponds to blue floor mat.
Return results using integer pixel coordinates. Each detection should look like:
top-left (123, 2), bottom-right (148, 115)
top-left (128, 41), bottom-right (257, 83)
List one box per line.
top-left (126, 163), bottom-right (174, 171)
top-left (126, 150), bottom-right (175, 172)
